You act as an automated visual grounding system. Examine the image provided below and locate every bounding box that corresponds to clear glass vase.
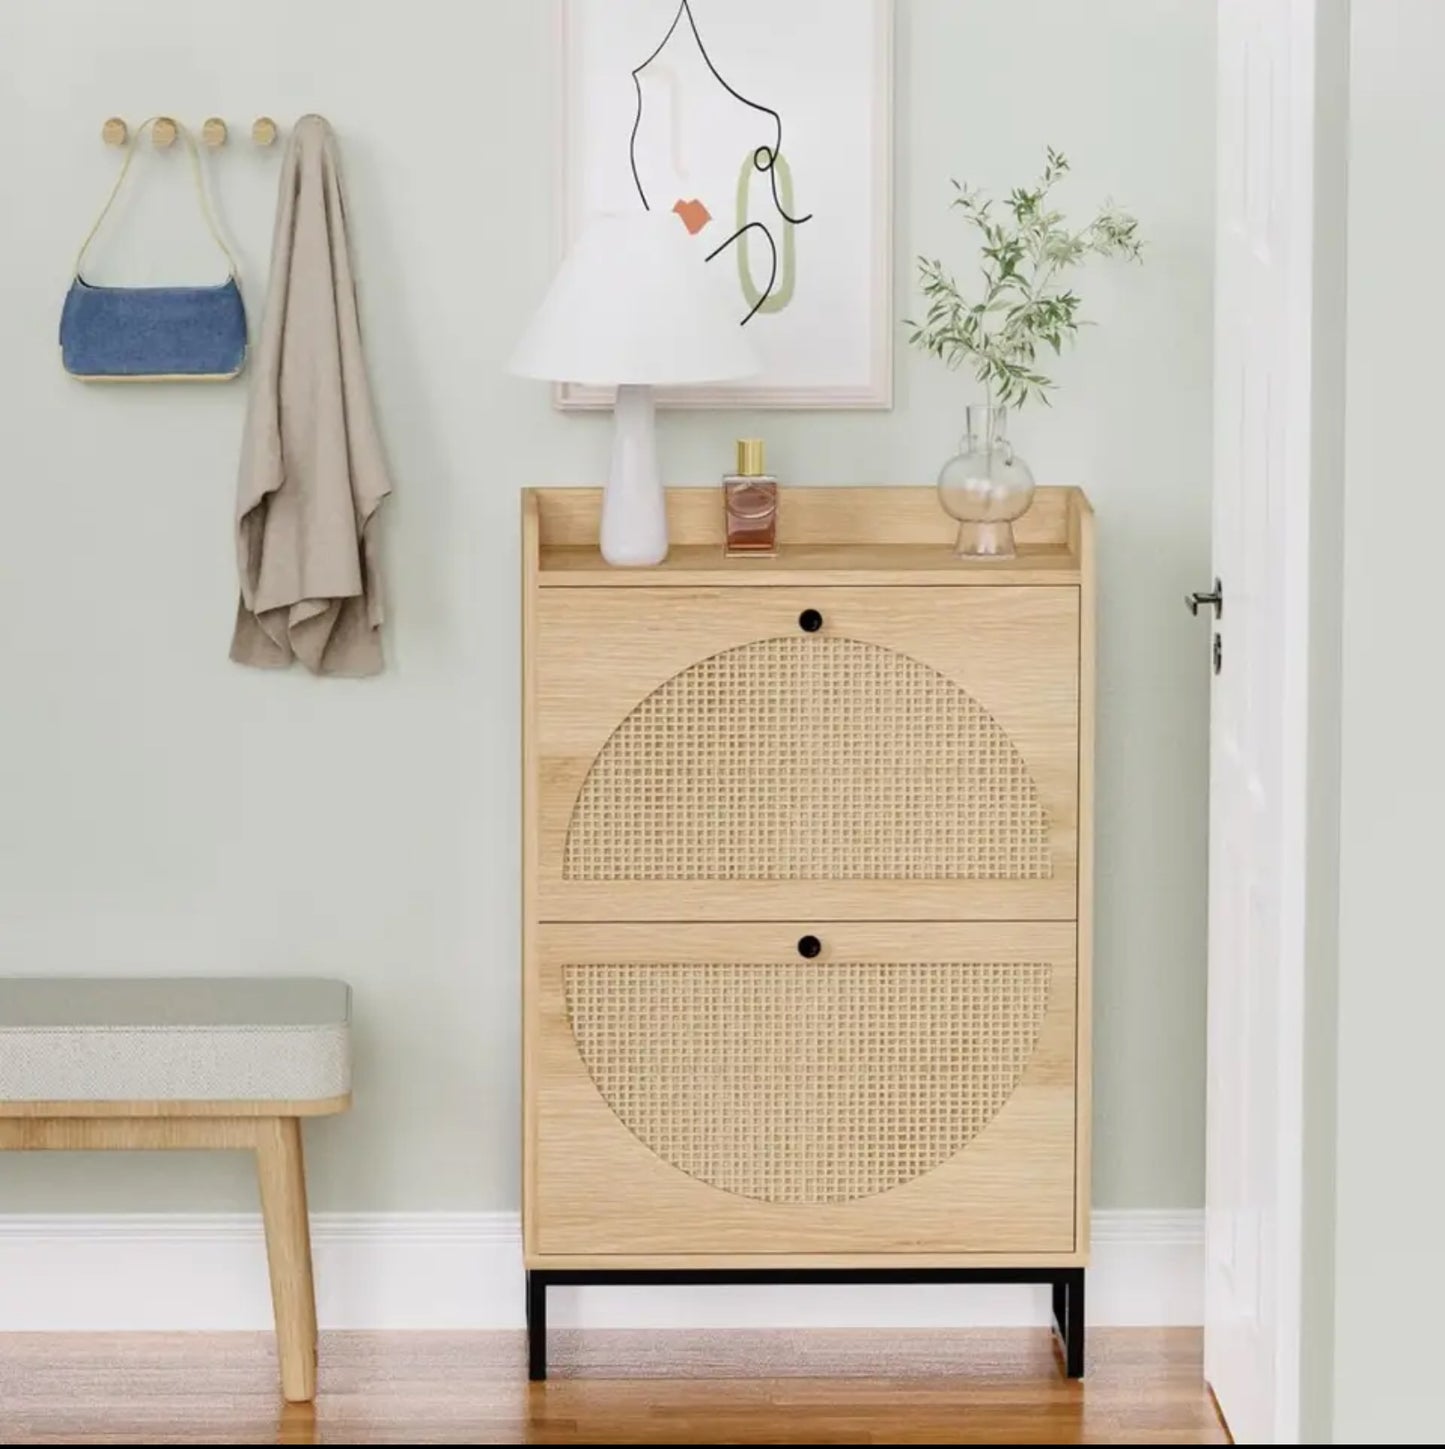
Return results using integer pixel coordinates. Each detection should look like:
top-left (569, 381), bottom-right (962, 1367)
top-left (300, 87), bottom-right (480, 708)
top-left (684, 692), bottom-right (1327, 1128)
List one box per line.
top-left (936, 405), bottom-right (1036, 559)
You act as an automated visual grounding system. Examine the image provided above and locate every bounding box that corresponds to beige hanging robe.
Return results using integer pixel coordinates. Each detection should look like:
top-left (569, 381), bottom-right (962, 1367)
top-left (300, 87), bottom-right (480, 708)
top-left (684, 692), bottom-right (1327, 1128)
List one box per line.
top-left (231, 114), bottom-right (391, 676)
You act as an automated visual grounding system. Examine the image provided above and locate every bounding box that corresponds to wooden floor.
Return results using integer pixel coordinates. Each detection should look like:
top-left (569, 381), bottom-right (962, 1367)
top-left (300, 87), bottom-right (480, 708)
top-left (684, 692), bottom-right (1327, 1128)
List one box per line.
top-left (0, 1328), bottom-right (1229, 1445)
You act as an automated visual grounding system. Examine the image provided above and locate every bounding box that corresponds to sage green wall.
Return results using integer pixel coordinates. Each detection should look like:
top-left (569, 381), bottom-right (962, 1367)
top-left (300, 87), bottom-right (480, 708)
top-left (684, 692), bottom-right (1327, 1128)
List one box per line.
top-left (0, 0), bottom-right (1215, 1213)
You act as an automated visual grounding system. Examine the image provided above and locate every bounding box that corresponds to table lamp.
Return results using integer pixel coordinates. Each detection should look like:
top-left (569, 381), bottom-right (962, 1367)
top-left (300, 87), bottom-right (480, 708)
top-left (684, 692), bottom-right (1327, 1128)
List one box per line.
top-left (507, 210), bottom-right (758, 566)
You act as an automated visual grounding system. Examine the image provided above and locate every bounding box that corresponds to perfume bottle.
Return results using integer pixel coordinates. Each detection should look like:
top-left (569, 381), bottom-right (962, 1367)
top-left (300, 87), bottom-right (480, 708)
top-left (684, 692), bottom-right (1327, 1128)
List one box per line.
top-left (723, 439), bottom-right (778, 556)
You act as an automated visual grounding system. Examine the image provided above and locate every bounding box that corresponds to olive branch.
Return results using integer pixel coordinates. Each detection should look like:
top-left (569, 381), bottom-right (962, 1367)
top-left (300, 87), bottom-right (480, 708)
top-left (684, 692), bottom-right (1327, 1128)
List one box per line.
top-left (906, 148), bottom-right (1142, 410)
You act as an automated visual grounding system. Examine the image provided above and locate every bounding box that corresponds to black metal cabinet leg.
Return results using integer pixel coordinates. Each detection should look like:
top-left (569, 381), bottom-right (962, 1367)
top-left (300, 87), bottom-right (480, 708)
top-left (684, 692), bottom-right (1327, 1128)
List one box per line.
top-left (526, 1271), bottom-right (548, 1382)
top-left (1064, 1269), bottom-right (1085, 1379)
top-left (1051, 1278), bottom-right (1068, 1341)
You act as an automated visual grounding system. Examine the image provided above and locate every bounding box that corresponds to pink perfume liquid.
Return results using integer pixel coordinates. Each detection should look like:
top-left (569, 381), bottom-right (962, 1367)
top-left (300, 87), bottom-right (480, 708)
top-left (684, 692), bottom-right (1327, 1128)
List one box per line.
top-left (724, 476), bottom-right (778, 556)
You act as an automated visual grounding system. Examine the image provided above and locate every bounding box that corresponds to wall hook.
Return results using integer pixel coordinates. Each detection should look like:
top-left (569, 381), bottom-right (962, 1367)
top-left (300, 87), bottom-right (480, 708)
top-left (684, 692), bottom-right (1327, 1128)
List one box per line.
top-left (102, 115), bottom-right (282, 151)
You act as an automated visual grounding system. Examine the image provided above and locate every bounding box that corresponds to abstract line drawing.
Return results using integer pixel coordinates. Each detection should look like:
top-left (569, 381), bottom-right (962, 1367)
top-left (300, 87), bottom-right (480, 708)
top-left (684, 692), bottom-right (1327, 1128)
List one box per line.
top-left (627, 0), bottom-right (813, 325)
top-left (561, 0), bottom-right (892, 408)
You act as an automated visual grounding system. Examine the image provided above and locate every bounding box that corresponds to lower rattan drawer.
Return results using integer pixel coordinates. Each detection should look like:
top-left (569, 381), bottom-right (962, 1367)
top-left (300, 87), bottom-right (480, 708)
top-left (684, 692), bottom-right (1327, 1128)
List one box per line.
top-left (526, 922), bottom-right (1078, 1259)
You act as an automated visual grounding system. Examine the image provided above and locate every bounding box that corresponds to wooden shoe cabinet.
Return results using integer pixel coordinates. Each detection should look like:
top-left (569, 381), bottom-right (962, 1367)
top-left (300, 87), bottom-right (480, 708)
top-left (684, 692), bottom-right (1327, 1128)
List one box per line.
top-left (521, 486), bottom-right (1095, 1377)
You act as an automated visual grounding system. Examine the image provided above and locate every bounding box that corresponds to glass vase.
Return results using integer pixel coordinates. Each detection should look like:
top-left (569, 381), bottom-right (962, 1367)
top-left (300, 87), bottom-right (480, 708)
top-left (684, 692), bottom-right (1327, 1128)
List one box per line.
top-left (936, 405), bottom-right (1036, 559)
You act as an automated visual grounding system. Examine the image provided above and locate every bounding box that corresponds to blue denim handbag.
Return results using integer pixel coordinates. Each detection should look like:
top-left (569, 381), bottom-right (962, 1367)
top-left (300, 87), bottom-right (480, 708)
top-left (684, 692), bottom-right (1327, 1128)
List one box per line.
top-left (60, 118), bottom-right (247, 382)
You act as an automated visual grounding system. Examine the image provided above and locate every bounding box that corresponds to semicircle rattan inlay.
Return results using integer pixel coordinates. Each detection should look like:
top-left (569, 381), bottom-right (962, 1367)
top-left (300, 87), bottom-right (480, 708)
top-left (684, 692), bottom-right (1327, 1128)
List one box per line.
top-left (565, 961), bottom-right (1053, 1204)
top-left (563, 636), bottom-right (1051, 881)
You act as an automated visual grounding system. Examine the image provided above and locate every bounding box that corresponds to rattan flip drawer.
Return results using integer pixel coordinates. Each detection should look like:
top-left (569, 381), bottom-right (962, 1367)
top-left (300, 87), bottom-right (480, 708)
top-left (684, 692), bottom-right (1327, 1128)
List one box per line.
top-left (528, 921), bottom-right (1077, 1260)
top-left (534, 584), bottom-right (1079, 923)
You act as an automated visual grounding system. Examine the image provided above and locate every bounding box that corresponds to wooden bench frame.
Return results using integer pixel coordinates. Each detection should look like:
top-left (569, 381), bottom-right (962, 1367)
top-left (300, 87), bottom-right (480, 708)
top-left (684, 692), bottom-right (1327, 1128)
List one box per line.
top-left (0, 1094), bottom-right (350, 1402)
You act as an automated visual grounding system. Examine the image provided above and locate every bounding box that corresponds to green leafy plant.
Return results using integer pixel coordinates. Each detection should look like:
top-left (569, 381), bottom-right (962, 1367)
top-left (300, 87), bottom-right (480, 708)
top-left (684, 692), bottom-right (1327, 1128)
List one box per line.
top-left (907, 148), bottom-right (1142, 409)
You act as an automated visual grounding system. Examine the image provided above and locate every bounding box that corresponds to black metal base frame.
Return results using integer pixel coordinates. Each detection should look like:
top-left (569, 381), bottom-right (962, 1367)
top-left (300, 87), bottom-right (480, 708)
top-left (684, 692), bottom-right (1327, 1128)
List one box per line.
top-left (526, 1267), bottom-right (1084, 1382)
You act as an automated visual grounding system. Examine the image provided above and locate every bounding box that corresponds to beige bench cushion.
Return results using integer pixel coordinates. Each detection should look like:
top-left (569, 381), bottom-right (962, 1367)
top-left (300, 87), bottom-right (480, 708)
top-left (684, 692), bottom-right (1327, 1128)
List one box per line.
top-left (0, 978), bottom-right (351, 1103)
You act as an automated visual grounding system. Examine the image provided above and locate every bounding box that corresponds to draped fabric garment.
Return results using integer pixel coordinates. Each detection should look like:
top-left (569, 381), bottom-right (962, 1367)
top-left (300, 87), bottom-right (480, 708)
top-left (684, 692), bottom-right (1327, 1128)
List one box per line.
top-left (231, 114), bottom-right (391, 676)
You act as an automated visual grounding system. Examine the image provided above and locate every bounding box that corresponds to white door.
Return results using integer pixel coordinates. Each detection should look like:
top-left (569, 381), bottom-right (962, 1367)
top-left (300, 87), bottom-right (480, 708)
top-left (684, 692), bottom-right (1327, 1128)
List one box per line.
top-left (1203, 0), bottom-right (1317, 1441)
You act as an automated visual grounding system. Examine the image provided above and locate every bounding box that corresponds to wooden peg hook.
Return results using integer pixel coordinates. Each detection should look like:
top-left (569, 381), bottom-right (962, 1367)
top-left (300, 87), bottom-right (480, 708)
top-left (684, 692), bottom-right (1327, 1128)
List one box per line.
top-left (101, 117), bottom-right (128, 147)
top-left (202, 117), bottom-right (228, 148)
top-left (151, 116), bottom-right (179, 149)
top-left (251, 116), bottom-right (278, 148)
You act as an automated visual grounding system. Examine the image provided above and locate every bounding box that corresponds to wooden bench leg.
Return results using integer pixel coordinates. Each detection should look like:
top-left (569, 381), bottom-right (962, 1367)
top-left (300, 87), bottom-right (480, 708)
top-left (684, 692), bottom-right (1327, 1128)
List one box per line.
top-left (254, 1116), bottom-right (318, 1403)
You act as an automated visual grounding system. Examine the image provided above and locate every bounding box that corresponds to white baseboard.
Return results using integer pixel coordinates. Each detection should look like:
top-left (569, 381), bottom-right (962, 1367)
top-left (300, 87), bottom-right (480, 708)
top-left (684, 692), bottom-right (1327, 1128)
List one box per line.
top-left (0, 1209), bottom-right (1201, 1332)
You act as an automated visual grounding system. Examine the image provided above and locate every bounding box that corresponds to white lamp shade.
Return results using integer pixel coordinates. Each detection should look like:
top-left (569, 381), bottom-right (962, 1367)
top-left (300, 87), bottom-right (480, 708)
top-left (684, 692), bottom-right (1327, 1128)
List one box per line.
top-left (507, 210), bottom-right (759, 386)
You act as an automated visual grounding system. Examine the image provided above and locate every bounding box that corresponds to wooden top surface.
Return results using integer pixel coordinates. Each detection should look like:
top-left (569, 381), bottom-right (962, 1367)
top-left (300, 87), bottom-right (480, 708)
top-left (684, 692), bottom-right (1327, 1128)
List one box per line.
top-left (539, 540), bottom-right (1078, 586)
top-left (527, 486), bottom-right (1091, 587)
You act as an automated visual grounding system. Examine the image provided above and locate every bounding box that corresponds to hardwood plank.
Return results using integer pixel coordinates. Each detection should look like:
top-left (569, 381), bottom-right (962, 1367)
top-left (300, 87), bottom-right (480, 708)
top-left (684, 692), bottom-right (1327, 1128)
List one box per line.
top-left (0, 1329), bottom-right (1228, 1445)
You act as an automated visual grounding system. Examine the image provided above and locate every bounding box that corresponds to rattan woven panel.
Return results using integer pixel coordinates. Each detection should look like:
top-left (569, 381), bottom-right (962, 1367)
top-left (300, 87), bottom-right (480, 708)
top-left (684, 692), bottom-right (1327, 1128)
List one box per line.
top-left (564, 962), bottom-right (1053, 1204)
top-left (563, 637), bottom-right (1051, 881)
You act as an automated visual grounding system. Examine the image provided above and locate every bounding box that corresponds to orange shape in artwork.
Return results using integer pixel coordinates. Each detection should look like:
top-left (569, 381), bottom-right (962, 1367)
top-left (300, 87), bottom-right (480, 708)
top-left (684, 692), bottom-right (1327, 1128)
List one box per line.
top-left (672, 198), bottom-right (713, 236)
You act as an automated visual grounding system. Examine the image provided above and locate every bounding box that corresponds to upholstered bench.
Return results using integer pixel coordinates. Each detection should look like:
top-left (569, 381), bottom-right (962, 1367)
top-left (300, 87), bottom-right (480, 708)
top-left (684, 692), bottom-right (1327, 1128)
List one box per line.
top-left (0, 977), bottom-right (351, 1402)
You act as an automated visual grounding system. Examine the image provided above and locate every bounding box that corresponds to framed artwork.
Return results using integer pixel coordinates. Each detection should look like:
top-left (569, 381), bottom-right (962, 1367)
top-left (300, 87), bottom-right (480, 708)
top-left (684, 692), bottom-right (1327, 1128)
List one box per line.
top-left (558, 0), bottom-right (894, 410)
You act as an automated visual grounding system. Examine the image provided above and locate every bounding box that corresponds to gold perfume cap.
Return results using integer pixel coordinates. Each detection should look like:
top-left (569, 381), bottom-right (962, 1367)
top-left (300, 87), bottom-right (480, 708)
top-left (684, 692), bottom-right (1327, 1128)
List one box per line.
top-left (736, 438), bottom-right (766, 476)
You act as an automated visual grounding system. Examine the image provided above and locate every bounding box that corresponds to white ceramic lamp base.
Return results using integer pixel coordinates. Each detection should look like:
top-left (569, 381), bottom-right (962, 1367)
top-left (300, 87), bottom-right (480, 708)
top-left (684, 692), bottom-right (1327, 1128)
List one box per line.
top-left (600, 384), bottom-right (668, 567)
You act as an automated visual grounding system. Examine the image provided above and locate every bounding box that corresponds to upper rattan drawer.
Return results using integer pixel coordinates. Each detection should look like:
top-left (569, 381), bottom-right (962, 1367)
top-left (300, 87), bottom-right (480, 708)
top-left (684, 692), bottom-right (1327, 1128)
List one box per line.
top-left (532, 585), bottom-right (1079, 922)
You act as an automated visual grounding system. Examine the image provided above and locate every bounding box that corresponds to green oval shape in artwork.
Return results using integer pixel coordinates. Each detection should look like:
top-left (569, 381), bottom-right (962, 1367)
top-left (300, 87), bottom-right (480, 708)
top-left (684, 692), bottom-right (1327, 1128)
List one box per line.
top-left (736, 151), bottom-right (797, 315)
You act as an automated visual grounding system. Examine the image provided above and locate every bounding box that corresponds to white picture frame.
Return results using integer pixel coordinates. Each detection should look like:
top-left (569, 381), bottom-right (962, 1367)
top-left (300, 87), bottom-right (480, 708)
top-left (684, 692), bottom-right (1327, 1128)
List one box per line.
top-left (556, 0), bottom-right (894, 410)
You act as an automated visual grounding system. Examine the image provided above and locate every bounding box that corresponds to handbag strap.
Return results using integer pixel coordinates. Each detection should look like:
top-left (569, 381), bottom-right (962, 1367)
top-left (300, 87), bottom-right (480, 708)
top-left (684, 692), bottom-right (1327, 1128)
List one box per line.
top-left (73, 117), bottom-right (240, 281)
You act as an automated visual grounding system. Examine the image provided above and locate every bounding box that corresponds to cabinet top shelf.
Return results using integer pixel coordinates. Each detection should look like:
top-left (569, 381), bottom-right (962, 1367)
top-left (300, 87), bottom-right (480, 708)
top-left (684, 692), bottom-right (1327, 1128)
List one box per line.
top-left (526, 486), bottom-right (1092, 588)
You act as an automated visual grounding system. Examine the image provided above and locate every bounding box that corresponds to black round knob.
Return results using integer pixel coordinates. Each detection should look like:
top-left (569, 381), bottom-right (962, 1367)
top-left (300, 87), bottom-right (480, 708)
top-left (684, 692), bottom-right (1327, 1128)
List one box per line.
top-left (797, 934), bottom-right (822, 959)
top-left (798, 608), bottom-right (823, 633)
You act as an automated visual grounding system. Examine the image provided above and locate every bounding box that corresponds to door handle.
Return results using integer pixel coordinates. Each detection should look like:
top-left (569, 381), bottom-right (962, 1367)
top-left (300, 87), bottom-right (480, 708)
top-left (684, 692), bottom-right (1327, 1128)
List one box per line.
top-left (1186, 579), bottom-right (1223, 620)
